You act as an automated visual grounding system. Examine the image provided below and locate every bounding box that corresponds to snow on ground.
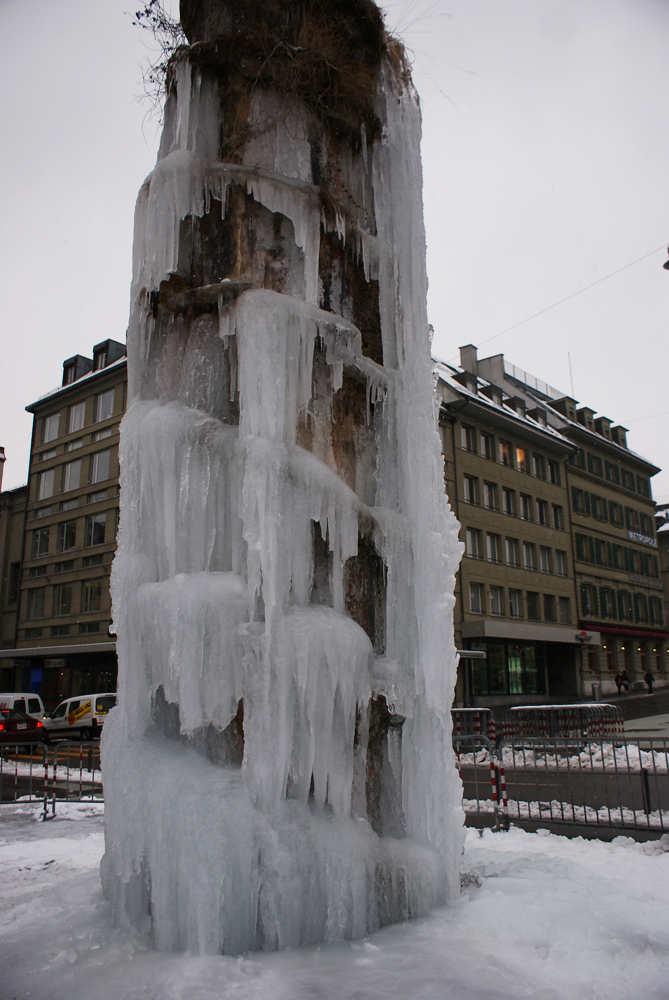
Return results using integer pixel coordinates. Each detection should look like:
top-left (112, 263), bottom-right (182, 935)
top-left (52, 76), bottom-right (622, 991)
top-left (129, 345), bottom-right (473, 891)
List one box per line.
top-left (2, 805), bottom-right (669, 1000)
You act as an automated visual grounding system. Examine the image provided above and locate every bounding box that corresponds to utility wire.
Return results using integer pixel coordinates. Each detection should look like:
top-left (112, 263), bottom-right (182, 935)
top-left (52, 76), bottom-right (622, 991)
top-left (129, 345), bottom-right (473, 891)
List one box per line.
top-left (446, 242), bottom-right (668, 362)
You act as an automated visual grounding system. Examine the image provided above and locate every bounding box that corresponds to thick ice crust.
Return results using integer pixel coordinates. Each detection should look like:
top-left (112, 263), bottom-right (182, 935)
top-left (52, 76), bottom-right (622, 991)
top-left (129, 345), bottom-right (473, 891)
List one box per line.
top-left (103, 41), bottom-right (464, 954)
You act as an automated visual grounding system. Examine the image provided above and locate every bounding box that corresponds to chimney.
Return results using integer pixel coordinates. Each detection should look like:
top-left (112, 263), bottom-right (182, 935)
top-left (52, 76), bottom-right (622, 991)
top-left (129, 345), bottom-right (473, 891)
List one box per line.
top-left (459, 344), bottom-right (478, 376)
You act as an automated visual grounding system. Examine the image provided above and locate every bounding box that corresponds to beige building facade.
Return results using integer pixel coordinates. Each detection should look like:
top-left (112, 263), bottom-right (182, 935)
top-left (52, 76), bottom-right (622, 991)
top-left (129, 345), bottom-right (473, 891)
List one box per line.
top-left (0, 340), bottom-right (126, 707)
top-left (437, 353), bottom-right (585, 707)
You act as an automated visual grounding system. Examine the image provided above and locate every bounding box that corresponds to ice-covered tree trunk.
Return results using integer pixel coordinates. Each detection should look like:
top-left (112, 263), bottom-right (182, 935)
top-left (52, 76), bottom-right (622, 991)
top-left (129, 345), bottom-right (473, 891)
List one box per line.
top-left (101, 0), bottom-right (464, 953)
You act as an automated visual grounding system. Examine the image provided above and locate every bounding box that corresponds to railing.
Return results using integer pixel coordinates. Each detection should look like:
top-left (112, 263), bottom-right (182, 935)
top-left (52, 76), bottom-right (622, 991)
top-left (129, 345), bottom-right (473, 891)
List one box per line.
top-left (456, 733), bottom-right (669, 834)
top-left (0, 741), bottom-right (102, 820)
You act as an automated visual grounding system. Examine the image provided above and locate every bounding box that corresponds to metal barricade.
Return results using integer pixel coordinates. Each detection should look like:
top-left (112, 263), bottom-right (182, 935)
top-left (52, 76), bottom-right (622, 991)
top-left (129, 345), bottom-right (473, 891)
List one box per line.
top-left (501, 704), bottom-right (624, 741)
top-left (0, 741), bottom-right (103, 820)
top-left (451, 708), bottom-right (496, 743)
top-left (457, 734), bottom-right (669, 834)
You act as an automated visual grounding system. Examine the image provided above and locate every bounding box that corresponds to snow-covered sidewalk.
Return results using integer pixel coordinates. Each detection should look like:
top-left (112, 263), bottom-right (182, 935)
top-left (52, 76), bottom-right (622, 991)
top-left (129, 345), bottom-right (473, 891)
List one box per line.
top-left (2, 804), bottom-right (669, 999)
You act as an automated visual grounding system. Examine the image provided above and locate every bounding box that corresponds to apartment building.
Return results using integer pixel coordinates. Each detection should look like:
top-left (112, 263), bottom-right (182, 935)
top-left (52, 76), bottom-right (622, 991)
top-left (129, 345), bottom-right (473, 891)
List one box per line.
top-left (475, 348), bottom-right (667, 696)
top-left (0, 480), bottom-right (28, 681)
top-left (437, 353), bottom-right (584, 707)
top-left (0, 341), bottom-right (126, 706)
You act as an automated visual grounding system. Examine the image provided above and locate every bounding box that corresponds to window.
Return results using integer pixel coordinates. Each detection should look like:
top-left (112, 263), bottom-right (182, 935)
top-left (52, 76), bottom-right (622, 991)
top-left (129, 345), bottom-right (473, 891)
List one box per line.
top-left (95, 390), bottom-right (115, 423)
top-left (505, 537), bottom-right (519, 566)
top-left (35, 506), bottom-right (52, 518)
top-left (68, 402), bottom-right (86, 434)
top-left (79, 621), bottom-right (101, 634)
top-left (54, 560), bottom-right (75, 574)
top-left (31, 527), bottom-right (49, 559)
top-left (621, 469), bottom-right (636, 491)
top-left (465, 528), bottom-right (481, 559)
top-left (571, 487), bottom-right (589, 515)
top-left (516, 447), bottom-right (528, 473)
top-left (42, 413), bottom-right (60, 443)
top-left (65, 438), bottom-right (83, 452)
top-left (587, 453), bottom-right (604, 478)
top-left (499, 440), bottom-right (513, 467)
top-left (551, 504), bottom-right (564, 530)
top-left (547, 460), bottom-right (561, 486)
top-left (463, 475), bottom-right (478, 505)
top-left (39, 448), bottom-right (57, 462)
top-left (88, 490), bottom-right (108, 504)
top-left (480, 433), bottom-right (494, 460)
top-left (26, 588), bottom-right (45, 619)
top-left (608, 501), bottom-right (623, 526)
top-left (605, 461), bottom-right (621, 485)
top-left (539, 546), bottom-right (551, 573)
top-left (599, 587), bottom-right (615, 619)
top-left (636, 476), bottom-right (650, 498)
top-left (461, 425), bottom-right (476, 453)
top-left (28, 565), bottom-right (47, 578)
top-left (522, 542), bottom-right (536, 570)
top-left (37, 468), bottom-right (55, 500)
top-left (526, 592), bottom-right (540, 620)
top-left (581, 584), bottom-right (598, 618)
top-left (469, 582), bottom-right (484, 614)
top-left (92, 427), bottom-right (112, 442)
top-left (591, 495), bottom-right (608, 522)
top-left (53, 584), bottom-right (72, 617)
top-left (63, 459), bottom-right (82, 493)
top-left (509, 589), bottom-right (522, 618)
top-left (532, 454), bottom-right (546, 479)
top-left (489, 586), bottom-right (503, 616)
top-left (519, 494), bottom-right (532, 521)
top-left (81, 579), bottom-right (102, 613)
top-left (543, 594), bottom-right (556, 622)
top-left (501, 488), bottom-right (515, 516)
top-left (84, 512), bottom-right (107, 547)
top-left (536, 499), bottom-right (548, 525)
top-left (486, 533), bottom-right (501, 563)
top-left (60, 498), bottom-right (79, 511)
top-left (51, 625), bottom-right (70, 637)
top-left (63, 363), bottom-right (77, 385)
top-left (57, 520), bottom-right (77, 553)
top-left (93, 348), bottom-right (108, 371)
top-left (82, 553), bottom-right (104, 568)
top-left (24, 628), bottom-right (43, 639)
top-left (89, 450), bottom-right (111, 484)
top-left (558, 597), bottom-right (571, 624)
top-left (555, 550), bottom-right (567, 577)
top-left (483, 482), bottom-right (497, 510)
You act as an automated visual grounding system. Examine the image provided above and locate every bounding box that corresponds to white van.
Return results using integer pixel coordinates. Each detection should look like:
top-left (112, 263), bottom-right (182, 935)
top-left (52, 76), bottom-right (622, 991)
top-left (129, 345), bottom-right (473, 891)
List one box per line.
top-left (43, 692), bottom-right (116, 740)
top-left (0, 693), bottom-right (46, 721)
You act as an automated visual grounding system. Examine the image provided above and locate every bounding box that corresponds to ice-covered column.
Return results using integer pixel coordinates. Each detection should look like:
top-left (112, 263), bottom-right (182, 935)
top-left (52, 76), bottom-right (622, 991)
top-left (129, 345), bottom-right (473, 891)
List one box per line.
top-left (101, 0), bottom-right (464, 954)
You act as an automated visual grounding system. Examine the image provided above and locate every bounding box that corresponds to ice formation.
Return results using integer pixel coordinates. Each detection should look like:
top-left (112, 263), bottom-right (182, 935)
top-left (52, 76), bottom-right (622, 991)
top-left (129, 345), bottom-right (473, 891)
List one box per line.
top-left (102, 0), bottom-right (464, 954)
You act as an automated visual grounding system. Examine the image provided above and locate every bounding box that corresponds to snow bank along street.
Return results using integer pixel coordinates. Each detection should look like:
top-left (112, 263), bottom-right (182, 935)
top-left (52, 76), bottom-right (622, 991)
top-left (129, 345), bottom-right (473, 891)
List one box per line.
top-left (2, 805), bottom-right (669, 1000)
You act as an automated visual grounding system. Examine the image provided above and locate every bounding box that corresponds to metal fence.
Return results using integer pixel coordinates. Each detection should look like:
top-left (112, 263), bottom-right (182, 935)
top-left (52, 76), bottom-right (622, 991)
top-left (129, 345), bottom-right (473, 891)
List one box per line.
top-left (0, 741), bottom-right (102, 820)
top-left (456, 734), bottom-right (669, 834)
top-left (500, 704), bottom-right (625, 740)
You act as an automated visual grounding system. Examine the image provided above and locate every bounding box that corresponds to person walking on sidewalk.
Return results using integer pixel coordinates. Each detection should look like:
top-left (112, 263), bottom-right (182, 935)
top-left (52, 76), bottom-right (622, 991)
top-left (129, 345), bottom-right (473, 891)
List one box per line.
top-left (620, 669), bottom-right (631, 694)
top-left (645, 669), bottom-right (654, 694)
top-left (615, 672), bottom-right (624, 696)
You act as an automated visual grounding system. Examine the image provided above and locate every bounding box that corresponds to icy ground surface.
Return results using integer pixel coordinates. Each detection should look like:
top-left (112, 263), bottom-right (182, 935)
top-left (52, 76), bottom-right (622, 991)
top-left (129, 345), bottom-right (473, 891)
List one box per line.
top-left (3, 807), bottom-right (669, 1000)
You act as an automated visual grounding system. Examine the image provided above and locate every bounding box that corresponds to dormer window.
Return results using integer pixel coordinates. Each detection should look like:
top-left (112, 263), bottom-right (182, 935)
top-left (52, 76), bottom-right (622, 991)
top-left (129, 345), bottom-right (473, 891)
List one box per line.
top-left (63, 363), bottom-right (77, 385)
top-left (93, 348), bottom-right (108, 371)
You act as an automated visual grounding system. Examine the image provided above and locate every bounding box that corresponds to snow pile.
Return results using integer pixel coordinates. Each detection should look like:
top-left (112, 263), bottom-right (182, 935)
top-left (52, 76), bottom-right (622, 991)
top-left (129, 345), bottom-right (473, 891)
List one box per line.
top-left (4, 812), bottom-right (669, 999)
top-left (458, 742), bottom-right (669, 772)
top-left (103, 31), bottom-right (463, 955)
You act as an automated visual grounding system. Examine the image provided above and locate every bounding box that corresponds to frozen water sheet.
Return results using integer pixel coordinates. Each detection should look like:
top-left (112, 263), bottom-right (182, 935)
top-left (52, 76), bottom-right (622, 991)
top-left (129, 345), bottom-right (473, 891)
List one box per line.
top-left (104, 21), bottom-right (464, 955)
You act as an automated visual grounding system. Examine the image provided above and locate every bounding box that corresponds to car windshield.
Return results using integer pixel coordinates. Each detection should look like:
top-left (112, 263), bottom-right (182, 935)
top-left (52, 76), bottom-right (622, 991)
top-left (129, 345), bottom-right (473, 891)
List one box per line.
top-left (95, 696), bottom-right (116, 713)
top-left (51, 702), bottom-right (68, 718)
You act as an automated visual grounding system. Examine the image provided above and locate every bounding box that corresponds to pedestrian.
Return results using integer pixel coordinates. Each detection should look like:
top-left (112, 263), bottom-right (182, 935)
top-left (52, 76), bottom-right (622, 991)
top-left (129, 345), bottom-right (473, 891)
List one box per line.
top-left (645, 669), bottom-right (654, 694)
top-left (615, 672), bottom-right (624, 696)
top-left (620, 669), bottom-right (631, 694)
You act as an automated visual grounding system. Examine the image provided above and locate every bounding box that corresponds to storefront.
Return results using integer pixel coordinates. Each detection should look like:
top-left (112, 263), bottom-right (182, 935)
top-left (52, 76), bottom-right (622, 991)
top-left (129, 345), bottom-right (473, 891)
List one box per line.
top-left (0, 642), bottom-right (117, 709)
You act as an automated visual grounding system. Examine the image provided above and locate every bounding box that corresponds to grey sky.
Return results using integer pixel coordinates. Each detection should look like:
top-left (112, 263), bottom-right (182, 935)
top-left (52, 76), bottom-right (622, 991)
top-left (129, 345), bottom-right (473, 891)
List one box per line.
top-left (1, 0), bottom-right (667, 493)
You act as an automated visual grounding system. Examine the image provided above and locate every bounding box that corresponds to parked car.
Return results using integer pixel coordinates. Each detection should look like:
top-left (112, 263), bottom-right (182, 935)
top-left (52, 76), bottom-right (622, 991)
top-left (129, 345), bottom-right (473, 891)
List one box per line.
top-left (43, 692), bottom-right (116, 740)
top-left (0, 708), bottom-right (46, 744)
top-left (0, 693), bottom-right (46, 721)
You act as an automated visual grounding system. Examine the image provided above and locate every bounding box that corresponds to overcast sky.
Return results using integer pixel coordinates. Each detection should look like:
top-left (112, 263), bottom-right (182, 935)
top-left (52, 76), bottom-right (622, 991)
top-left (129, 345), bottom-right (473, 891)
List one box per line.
top-left (1, 0), bottom-right (668, 495)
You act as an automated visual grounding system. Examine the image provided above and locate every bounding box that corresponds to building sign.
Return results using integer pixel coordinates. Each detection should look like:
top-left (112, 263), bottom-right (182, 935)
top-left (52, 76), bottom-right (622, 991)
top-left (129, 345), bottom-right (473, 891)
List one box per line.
top-left (628, 530), bottom-right (657, 548)
top-left (45, 658), bottom-right (66, 668)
